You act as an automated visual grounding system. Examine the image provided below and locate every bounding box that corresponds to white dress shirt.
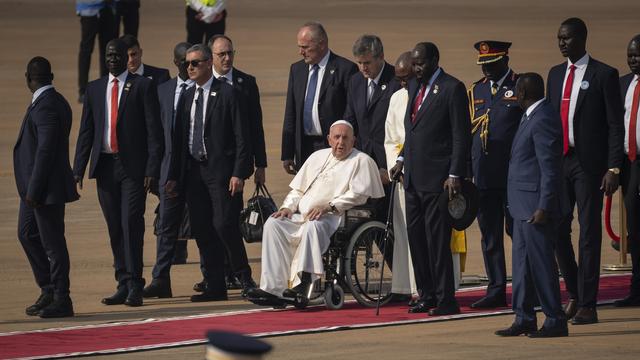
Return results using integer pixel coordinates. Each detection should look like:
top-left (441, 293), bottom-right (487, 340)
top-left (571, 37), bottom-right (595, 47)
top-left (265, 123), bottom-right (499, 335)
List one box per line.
top-left (31, 85), bottom-right (54, 104)
top-left (561, 53), bottom-right (589, 147)
top-left (490, 68), bottom-right (511, 92)
top-left (624, 74), bottom-right (640, 155)
top-left (212, 67), bottom-right (233, 85)
top-left (304, 50), bottom-right (331, 136)
top-left (189, 75), bottom-right (214, 157)
top-left (525, 98), bottom-right (545, 118)
top-left (103, 70), bottom-right (128, 153)
top-left (133, 63), bottom-right (144, 76)
top-left (415, 67), bottom-right (442, 112)
top-left (367, 63), bottom-right (385, 103)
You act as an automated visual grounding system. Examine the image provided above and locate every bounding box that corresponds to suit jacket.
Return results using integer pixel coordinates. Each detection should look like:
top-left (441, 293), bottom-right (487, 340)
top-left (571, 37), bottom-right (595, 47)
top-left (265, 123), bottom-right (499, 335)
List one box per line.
top-left (142, 63), bottom-right (171, 87)
top-left (508, 100), bottom-right (563, 220)
top-left (470, 70), bottom-right (522, 190)
top-left (73, 73), bottom-right (163, 180)
top-left (14, 88), bottom-right (79, 205)
top-left (171, 77), bottom-right (251, 187)
top-left (547, 57), bottom-right (624, 175)
top-left (232, 67), bottom-right (267, 169)
top-left (281, 51), bottom-right (358, 167)
top-left (402, 70), bottom-right (471, 192)
top-left (344, 63), bottom-right (400, 170)
top-left (157, 77), bottom-right (185, 186)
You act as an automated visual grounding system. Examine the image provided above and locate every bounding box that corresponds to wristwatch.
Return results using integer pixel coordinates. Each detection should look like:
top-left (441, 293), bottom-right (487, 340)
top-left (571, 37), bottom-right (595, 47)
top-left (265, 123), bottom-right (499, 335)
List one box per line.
top-left (608, 167), bottom-right (621, 175)
top-left (328, 202), bottom-right (337, 213)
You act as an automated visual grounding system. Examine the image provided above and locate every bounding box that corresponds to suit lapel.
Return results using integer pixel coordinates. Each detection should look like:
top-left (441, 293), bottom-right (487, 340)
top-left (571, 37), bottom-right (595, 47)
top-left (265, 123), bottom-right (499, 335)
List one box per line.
top-left (412, 71), bottom-right (443, 128)
top-left (552, 63), bottom-right (568, 109)
top-left (574, 58), bottom-right (596, 114)
top-left (296, 64), bottom-right (309, 122)
top-left (117, 74), bottom-right (132, 123)
top-left (367, 63), bottom-right (393, 111)
top-left (318, 53), bottom-right (335, 101)
top-left (204, 80), bottom-right (220, 130)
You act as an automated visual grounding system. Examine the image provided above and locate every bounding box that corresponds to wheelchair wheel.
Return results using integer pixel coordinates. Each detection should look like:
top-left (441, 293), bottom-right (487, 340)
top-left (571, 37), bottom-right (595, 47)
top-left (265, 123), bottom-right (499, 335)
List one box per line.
top-left (344, 221), bottom-right (393, 307)
top-left (324, 284), bottom-right (344, 310)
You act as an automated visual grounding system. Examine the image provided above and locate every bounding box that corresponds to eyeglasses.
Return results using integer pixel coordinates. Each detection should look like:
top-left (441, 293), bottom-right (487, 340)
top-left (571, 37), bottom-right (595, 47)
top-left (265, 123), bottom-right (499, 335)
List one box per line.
top-left (213, 50), bottom-right (235, 59)
top-left (186, 58), bottom-right (209, 67)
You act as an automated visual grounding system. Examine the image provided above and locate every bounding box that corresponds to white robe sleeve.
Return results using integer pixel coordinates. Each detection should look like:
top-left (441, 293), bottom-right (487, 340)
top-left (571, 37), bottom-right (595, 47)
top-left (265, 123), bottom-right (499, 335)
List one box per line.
top-left (331, 153), bottom-right (385, 212)
top-left (281, 189), bottom-right (303, 213)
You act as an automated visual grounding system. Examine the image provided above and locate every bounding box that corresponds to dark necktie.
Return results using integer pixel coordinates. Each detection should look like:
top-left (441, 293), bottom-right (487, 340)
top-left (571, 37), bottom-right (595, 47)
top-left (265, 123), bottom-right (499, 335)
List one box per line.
top-left (411, 84), bottom-right (427, 123)
top-left (218, 76), bottom-right (228, 84)
top-left (560, 64), bottom-right (576, 155)
top-left (367, 80), bottom-right (376, 105)
top-left (304, 64), bottom-right (320, 134)
top-left (190, 87), bottom-right (205, 160)
top-left (173, 83), bottom-right (188, 129)
top-left (629, 79), bottom-right (640, 162)
top-left (491, 82), bottom-right (499, 97)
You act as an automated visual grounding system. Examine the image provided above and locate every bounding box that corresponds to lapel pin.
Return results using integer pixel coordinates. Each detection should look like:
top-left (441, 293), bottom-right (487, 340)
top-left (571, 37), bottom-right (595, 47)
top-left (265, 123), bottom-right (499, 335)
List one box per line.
top-left (211, 91), bottom-right (217, 97)
top-left (330, 69), bottom-right (335, 75)
top-left (125, 82), bottom-right (132, 91)
top-left (237, 77), bottom-right (243, 83)
top-left (381, 84), bottom-right (387, 91)
top-left (504, 90), bottom-right (514, 98)
top-left (433, 84), bottom-right (439, 94)
top-left (147, 76), bottom-right (153, 79)
top-left (580, 80), bottom-right (590, 90)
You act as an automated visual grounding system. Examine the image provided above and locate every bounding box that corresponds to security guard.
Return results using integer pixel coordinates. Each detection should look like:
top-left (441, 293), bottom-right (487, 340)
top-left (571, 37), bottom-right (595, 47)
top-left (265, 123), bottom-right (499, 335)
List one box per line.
top-left (468, 41), bottom-right (522, 308)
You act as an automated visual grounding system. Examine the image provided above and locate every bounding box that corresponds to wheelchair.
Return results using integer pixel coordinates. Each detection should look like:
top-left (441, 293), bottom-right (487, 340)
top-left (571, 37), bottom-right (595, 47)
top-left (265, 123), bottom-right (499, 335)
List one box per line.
top-left (303, 200), bottom-right (395, 310)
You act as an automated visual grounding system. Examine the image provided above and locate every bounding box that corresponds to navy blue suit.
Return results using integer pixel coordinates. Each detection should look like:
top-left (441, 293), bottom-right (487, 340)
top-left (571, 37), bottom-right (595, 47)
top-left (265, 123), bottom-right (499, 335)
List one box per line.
top-left (142, 63), bottom-right (171, 88)
top-left (14, 87), bottom-right (79, 298)
top-left (281, 52), bottom-right (357, 168)
top-left (547, 57), bottom-right (624, 307)
top-left (402, 69), bottom-right (470, 307)
top-left (469, 70), bottom-right (521, 300)
top-left (232, 68), bottom-right (267, 170)
top-left (73, 73), bottom-right (163, 289)
top-left (508, 99), bottom-right (565, 329)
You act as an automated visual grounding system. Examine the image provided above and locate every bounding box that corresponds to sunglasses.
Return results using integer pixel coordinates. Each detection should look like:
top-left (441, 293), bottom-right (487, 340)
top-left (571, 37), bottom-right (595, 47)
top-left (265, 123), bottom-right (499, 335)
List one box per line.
top-left (185, 58), bottom-right (209, 67)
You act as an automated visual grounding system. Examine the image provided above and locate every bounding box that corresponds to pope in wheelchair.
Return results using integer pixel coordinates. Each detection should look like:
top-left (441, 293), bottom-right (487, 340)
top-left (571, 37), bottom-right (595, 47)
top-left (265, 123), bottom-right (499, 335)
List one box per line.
top-left (247, 120), bottom-right (384, 306)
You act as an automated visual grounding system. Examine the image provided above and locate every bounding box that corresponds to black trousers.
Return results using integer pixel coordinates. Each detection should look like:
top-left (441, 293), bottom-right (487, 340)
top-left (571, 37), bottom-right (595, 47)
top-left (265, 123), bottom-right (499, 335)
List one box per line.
top-left (185, 159), bottom-right (251, 294)
top-left (18, 201), bottom-right (70, 298)
top-left (556, 150), bottom-right (604, 308)
top-left (185, 7), bottom-right (226, 45)
top-left (151, 186), bottom-right (187, 280)
top-left (405, 187), bottom-right (457, 307)
top-left (115, 0), bottom-right (140, 37)
top-left (78, 8), bottom-right (116, 96)
top-left (622, 157), bottom-right (640, 295)
top-left (477, 189), bottom-right (511, 299)
top-left (95, 154), bottom-right (147, 289)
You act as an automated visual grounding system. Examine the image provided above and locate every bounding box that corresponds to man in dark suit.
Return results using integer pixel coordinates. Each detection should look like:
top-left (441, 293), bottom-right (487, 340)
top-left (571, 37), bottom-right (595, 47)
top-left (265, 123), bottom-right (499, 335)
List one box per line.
top-left (170, 44), bottom-right (255, 302)
top-left (344, 34), bottom-right (400, 185)
top-left (496, 73), bottom-right (567, 338)
top-left (547, 17), bottom-right (624, 324)
top-left (73, 38), bottom-right (163, 307)
top-left (390, 42), bottom-right (470, 316)
top-left (120, 34), bottom-right (171, 87)
top-left (15, 57), bottom-right (79, 318)
top-left (468, 41), bottom-right (522, 309)
top-left (143, 42), bottom-right (194, 299)
top-left (281, 21), bottom-right (358, 174)
top-left (616, 34), bottom-right (640, 307)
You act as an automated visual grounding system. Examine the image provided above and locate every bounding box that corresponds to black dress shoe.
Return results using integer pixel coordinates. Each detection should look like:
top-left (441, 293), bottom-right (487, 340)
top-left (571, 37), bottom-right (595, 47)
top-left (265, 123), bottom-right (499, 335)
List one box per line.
top-left (240, 278), bottom-right (258, 298)
top-left (495, 322), bottom-right (537, 336)
top-left (39, 297), bottom-right (74, 318)
top-left (563, 298), bottom-right (578, 319)
top-left (408, 299), bottom-right (437, 313)
top-left (429, 304), bottom-right (461, 316)
top-left (190, 291), bottom-right (228, 302)
top-left (613, 294), bottom-right (640, 307)
top-left (26, 292), bottom-right (54, 316)
top-left (246, 288), bottom-right (276, 299)
top-left (143, 279), bottom-right (173, 298)
top-left (571, 307), bottom-right (598, 325)
top-left (471, 296), bottom-right (507, 309)
top-left (101, 287), bottom-right (128, 305)
top-left (528, 325), bottom-right (568, 338)
top-left (226, 275), bottom-right (243, 290)
top-left (193, 279), bottom-right (207, 293)
top-left (125, 287), bottom-right (143, 307)
top-left (282, 281), bottom-right (312, 299)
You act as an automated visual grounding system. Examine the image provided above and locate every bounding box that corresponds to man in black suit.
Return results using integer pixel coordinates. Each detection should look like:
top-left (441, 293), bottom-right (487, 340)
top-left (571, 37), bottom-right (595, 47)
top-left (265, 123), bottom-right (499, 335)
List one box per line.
top-left (496, 73), bottom-right (567, 338)
top-left (15, 57), bottom-right (79, 318)
top-left (390, 42), bottom-right (471, 316)
top-left (143, 42), bottom-right (194, 299)
top-left (468, 41), bottom-right (522, 309)
top-left (73, 38), bottom-right (163, 307)
top-left (281, 21), bottom-right (358, 174)
top-left (616, 34), bottom-right (640, 307)
top-left (120, 34), bottom-right (171, 87)
top-left (170, 44), bottom-right (255, 302)
top-left (344, 34), bottom-right (400, 186)
top-left (547, 17), bottom-right (624, 324)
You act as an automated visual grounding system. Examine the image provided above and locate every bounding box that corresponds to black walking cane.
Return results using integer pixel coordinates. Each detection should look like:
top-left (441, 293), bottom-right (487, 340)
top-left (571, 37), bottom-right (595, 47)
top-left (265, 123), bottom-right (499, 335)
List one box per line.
top-left (375, 177), bottom-right (398, 316)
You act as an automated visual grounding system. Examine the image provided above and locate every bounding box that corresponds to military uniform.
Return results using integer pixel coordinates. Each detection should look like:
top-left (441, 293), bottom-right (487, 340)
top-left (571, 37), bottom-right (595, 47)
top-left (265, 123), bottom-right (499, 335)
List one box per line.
top-left (469, 41), bottom-right (522, 306)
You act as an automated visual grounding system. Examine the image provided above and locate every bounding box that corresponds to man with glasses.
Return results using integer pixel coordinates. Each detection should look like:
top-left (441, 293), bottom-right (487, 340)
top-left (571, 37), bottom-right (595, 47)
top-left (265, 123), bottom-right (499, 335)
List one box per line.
top-left (169, 44), bottom-right (256, 302)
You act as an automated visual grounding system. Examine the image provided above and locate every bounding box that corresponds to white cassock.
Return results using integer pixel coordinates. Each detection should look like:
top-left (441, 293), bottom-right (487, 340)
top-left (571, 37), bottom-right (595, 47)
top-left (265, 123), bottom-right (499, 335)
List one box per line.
top-left (384, 88), bottom-right (417, 295)
top-left (384, 88), bottom-right (462, 293)
top-left (260, 148), bottom-right (385, 297)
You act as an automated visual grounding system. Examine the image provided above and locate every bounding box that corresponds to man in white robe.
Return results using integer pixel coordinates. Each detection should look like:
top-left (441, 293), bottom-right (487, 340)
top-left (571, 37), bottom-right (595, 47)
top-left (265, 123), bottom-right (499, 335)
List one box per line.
top-left (252, 121), bottom-right (384, 300)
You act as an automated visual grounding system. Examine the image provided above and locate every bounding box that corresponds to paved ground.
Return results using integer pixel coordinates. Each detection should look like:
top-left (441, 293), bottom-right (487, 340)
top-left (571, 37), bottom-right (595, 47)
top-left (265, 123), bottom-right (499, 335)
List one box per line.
top-left (1, 0), bottom-right (639, 358)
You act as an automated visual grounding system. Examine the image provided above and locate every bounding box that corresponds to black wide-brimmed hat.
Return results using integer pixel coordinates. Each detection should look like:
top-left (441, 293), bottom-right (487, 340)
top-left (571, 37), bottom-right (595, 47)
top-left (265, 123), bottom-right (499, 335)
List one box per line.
top-left (438, 179), bottom-right (479, 231)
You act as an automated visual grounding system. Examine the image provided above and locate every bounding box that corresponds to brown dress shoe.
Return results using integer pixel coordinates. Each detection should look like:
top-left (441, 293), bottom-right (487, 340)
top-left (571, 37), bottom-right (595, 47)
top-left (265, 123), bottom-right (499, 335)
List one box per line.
top-left (571, 307), bottom-right (598, 325)
top-left (527, 324), bottom-right (568, 338)
top-left (563, 298), bottom-right (577, 319)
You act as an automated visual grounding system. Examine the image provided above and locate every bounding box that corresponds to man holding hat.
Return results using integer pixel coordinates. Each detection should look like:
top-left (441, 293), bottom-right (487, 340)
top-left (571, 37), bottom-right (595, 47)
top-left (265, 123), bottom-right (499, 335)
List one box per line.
top-left (468, 40), bottom-right (522, 309)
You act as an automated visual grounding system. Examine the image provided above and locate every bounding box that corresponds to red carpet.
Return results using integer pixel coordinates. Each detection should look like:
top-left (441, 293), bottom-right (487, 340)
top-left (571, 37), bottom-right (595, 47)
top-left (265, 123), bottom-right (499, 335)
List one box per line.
top-left (0, 274), bottom-right (631, 360)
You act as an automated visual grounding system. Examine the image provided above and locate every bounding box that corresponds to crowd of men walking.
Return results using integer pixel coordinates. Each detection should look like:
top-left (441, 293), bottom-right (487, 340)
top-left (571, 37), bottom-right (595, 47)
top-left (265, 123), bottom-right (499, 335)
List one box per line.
top-left (13, 6), bottom-right (640, 339)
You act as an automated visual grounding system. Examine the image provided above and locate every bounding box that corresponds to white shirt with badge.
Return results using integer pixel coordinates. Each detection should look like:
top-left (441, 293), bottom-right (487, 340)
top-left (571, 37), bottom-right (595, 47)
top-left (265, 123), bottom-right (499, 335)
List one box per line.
top-left (212, 67), bottom-right (233, 85)
top-left (189, 75), bottom-right (214, 158)
top-left (561, 53), bottom-right (589, 147)
top-left (624, 74), bottom-right (640, 155)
